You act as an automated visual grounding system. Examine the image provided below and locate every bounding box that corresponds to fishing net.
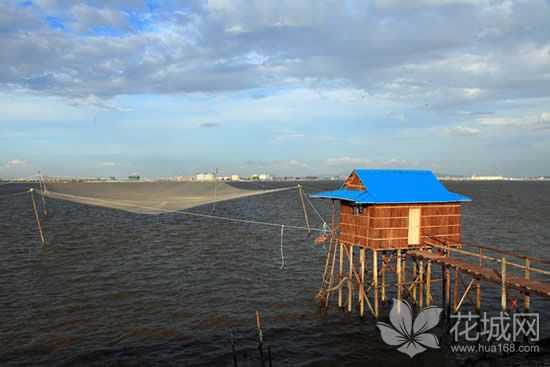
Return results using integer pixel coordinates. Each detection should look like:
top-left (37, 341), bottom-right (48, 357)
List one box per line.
top-left (43, 181), bottom-right (291, 214)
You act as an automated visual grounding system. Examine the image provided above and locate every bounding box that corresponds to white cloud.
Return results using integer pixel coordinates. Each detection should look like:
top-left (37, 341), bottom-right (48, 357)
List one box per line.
top-left (477, 112), bottom-right (550, 128)
top-left (0, 159), bottom-right (25, 169)
top-left (99, 161), bottom-right (118, 167)
top-left (449, 126), bottom-right (481, 136)
top-left (327, 156), bottom-right (371, 166)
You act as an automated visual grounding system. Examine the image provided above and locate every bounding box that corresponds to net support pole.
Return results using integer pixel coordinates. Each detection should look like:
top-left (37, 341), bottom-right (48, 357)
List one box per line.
top-left (298, 185), bottom-right (311, 234)
top-left (38, 170), bottom-right (47, 216)
top-left (30, 188), bottom-right (46, 246)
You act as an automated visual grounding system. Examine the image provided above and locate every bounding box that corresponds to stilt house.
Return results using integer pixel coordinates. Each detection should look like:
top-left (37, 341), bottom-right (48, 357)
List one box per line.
top-left (312, 170), bottom-right (471, 249)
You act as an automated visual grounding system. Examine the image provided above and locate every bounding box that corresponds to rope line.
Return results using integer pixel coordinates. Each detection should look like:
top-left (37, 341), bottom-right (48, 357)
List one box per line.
top-left (303, 192), bottom-right (330, 230)
top-left (43, 190), bottom-right (326, 233)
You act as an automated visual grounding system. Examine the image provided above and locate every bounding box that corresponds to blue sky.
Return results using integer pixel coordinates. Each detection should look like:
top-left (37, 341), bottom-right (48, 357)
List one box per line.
top-left (1, 0), bottom-right (549, 178)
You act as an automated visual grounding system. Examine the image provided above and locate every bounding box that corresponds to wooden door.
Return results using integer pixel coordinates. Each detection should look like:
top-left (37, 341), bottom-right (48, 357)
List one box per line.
top-left (408, 208), bottom-right (421, 245)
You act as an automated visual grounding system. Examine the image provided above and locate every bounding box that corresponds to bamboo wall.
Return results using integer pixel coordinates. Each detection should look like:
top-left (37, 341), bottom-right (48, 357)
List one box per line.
top-left (339, 202), bottom-right (461, 250)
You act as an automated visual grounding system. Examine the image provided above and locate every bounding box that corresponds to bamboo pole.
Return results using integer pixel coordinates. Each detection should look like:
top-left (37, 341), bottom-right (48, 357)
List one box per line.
top-left (453, 269), bottom-right (459, 314)
top-left (338, 242), bottom-right (344, 308)
top-left (397, 249), bottom-right (402, 314)
top-left (524, 258), bottom-right (530, 312)
top-left (373, 250), bottom-right (379, 319)
top-left (381, 255), bottom-right (386, 303)
top-left (359, 248), bottom-right (365, 317)
top-left (30, 188), bottom-right (46, 246)
top-left (38, 171), bottom-right (47, 216)
top-left (444, 266), bottom-right (451, 316)
top-left (418, 259), bottom-right (424, 309)
top-left (412, 259), bottom-right (418, 303)
top-left (325, 240), bottom-right (339, 308)
top-left (348, 244), bottom-right (353, 312)
top-left (501, 257), bottom-right (507, 312)
top-left (298, 185), bottom-right (311, 234)
top-left (475, 277), bottom-right (481, 315)
top-left (425, 260), bottom-right (431, 306)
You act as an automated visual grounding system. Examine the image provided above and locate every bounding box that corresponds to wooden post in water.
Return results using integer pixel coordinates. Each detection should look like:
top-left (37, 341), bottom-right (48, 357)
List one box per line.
top-left (359, 248), bottom-right (365, 317)
top-left (30, 188), bottom-right (46, 246)
top-left (412, 259), bottom-right (418, 303)
top-left (381, 255), bottom-right (386, 303)
top-left (373, 250), bottom-right (379, 319)
top-left (453, 269), bottom-right (459, 314)
top-left (425, 260), bottom-right (431, 306)
top-left (501, 257), bottom-right (507, 312)
top-left (444, 266), bottom-right (451, 316)
top-left (524, 258), bottom-right (530, 312)
top-left (338, 242), bottom-right (344, 308)
top-left (298, 185), bottom-right (311, 234)
top-left (396, 249), bottom-right (402, 313)
top-left (38, 170), bottom-right (47, 216)
top-left (348, 245), bottom-right (353, 312)
top-left (418, 259), bottom-right (424, 309)
top-left (475, 277), bottom-right (481, 315)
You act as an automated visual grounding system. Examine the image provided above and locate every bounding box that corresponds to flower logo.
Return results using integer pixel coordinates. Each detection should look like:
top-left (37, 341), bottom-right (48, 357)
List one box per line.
top-left (376, 298), bottom-right (442, 358)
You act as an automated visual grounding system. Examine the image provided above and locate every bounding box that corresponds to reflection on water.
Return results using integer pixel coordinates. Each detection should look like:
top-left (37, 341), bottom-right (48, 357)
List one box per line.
top-left (1, 181), bottom-right (549, 366)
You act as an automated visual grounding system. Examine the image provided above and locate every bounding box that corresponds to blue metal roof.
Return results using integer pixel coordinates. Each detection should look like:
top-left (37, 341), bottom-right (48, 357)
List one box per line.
top-left (311, 169), bottom-right (471, 204)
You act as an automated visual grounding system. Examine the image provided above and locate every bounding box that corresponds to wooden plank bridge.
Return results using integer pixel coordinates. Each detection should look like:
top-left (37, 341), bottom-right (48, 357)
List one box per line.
top-left (317, 235), bottom-right (550, 318)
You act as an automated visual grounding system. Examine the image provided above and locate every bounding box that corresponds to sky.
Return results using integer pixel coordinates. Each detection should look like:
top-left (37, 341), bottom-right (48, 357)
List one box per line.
top-left (1, 0), bottom-right (549, 179)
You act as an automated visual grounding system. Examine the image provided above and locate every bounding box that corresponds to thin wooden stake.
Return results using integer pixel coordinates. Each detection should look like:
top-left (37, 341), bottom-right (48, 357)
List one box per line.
top-left (30, 188), bottom-right (46, 246)
top-left (298, 185), bottom-right (311, 234)
top-left (453, 269), bottom-right (459, 313)
top-left (418, 259), bottom-right (424, 309)
top-left (338, 242), bottom-right (344, 308)
top-left (524, 258), bottom-right (530, 312)
top-left (397, 250), bottom-right (402, 314)
top-left (359, 248), bottom-right (365, 317)
top-left (501, 257), bottom-right (507, 312)
top-left (475, 277), bottom-right (481, 315)
top-left (348, 244), bottom-right (353, 312)
top-left (426, 260), bottom-right (431, 306)
top-left (373, 250), bottom-right (379, 319)
top-left (38, 170), bottom-right (47, 216)
top-left (381, 255), bottom-right (386, 303)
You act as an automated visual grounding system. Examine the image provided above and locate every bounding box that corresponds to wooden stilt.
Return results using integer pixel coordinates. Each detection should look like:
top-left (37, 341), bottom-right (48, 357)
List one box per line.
top-left (418, 259), bottom-right (424, 309)
top-left (501, 257), bottom-right (507, 312)
top-left (348, 244), bottom-right (353, 312)
top-left (412, 259), bottom-right (418, 303)
top-left (425, 260), bottom-right (431, 306)
top-left (359, 248), bottom-right (365, 317)
top-left (396, 249), bottom-right (402, 313)
top-left (381, 255), bottom-right (386, 303)
top-left (453, 269), bottom-right (459, 314)
top-left (338, 242), bottom-right (344, 308)
top-left (373, 250), bottom-right (379, 319)
top-left (524, 258), bottom-right (530, 312)
top-left (475, 277), bottom-right (481, 315)
top-left (325, 240), bottom-right (339, 308)
top-left (444, 266), bottom-right (451, 316)
top-left (30, 188), bottom-right (46, 246)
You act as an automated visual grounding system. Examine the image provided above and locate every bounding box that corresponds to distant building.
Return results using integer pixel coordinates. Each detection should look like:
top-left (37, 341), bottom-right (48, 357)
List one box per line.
top-left (128, 175), bottom-right (140, 181)
top-left (231, 174), bottom-right (241, 181)
top-left (258, 173), bottom-right (270, 181)
top-left (174, 175), bottom-right (193, 182)
top-left (196, 172), bottom-right (216, 181)
top-left (470, 175), bottom-right (504, 181)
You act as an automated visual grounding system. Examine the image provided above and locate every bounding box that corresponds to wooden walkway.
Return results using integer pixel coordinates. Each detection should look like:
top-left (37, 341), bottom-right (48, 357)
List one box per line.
top-left (408, 250), bottom-right (550, 298)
